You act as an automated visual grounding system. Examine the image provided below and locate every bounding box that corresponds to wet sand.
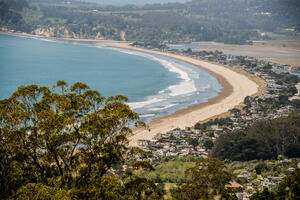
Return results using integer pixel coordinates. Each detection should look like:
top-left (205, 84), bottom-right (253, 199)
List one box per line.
top-left (101, 42), bottom-right (260, 146)
top-left (0, 31), bottom-right (262, 146)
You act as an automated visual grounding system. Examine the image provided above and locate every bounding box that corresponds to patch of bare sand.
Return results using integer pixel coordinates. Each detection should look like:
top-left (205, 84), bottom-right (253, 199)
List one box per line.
top-left (101, 42), bottom-right (259, 146)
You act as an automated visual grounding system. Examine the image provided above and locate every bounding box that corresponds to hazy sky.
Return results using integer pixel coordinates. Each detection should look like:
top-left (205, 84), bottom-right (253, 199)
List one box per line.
top-left (81, 0), bottom-right (189, 6)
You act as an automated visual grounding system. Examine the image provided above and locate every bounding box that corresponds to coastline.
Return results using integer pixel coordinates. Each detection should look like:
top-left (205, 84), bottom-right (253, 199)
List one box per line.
top-left (0, 31), bottom-right (262, 146)
top-left (101, 42), bottom-right (261, 146)
top-left (0, 31), bottom-right (114, 42)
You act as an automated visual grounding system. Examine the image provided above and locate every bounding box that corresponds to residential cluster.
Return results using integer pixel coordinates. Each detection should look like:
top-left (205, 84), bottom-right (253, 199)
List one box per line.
top-left (135, 44), bottom-right (300, 160)
top-left (132, 42), bottom-right (300, 199)
top-left (226, 159), bottom-right (300, 199)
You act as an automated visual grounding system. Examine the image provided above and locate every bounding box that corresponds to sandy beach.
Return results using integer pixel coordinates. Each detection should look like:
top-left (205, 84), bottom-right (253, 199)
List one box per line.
top-left (101, 42), bottom-right (260, 146)
top-left (1, 31), bottom-right (261, 146)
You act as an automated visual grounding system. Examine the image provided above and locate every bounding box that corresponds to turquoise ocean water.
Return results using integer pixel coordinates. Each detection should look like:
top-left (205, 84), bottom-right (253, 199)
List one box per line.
top-left (0, 34), bottom-right (222, 122)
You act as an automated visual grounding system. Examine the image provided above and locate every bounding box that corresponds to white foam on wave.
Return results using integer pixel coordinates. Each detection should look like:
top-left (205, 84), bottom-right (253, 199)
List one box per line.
top-left (199, 83), bottom-right (211, 91)
top-left (167, 79), bottom-right (196, 96)
top-left (127, 98), bottom-right (164, 109)
top-left (40, 38), bottom-right (56, 43)
top-left (104, 46), bottom-right (197, 97)
top-left (139, 114), bottom-right (156, 118)
top-left (153, 57), bottom-right (190, 81)
top-left (91, 44), bottom-right (220, 122)
top-left (98, 45), bottom-right (200, 113)
top-left (149, 103), bottom-right (176, 111)
top-left (150, 57), bottom-right (197, 97)
top-left (30, 37), bottom-right (65, 44)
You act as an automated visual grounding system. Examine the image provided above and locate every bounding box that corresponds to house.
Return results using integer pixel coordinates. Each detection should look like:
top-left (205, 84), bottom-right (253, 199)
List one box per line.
top-left (138, 139), bottom-right (148, 146)
top-left (262, 176), bottom-right (283, 190)
top-left (288, 168), bottom-right (295, 172)
top-left (225, 182), bottom-right (244, 193)
top-left (237, 171), bottom-right (251, 179)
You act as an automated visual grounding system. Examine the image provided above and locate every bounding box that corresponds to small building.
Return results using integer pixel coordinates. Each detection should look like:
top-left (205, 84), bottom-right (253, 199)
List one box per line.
top-left (225, 182), bottom-right (244, 193)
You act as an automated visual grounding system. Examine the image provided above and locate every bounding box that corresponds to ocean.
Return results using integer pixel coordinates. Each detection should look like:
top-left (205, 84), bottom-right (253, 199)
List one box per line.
top-left (0, 34), bottom-right (222, 123)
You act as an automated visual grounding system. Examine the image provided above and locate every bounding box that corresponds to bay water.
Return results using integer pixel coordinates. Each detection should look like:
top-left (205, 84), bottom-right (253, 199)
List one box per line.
top-left (0, 34), bottom-right (222, 122)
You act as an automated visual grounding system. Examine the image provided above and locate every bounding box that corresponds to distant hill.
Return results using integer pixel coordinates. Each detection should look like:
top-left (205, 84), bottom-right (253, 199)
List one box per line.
top-left (80, 0), bottom-right (189, 6)
top-left (3, 0), bottom-right (300, 44)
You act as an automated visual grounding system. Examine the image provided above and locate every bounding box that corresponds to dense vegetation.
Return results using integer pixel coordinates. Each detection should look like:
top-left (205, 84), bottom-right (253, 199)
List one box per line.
top-left (0, 81), bottom-right (300, 199)
top-left (0, 0), bottom-right (30, 31)
top-left (139, 156), bottom-right (199, 184)
top-left (211, 113), bottom-right (300, 161)
top-left (0, 81), bottom-right (163, 199)
top-left (0, 82), bottom-right (249, 200)
top-left (1, 0), bottom-right (300, 44)
top-left (170, 158), bottom-right (236, 200)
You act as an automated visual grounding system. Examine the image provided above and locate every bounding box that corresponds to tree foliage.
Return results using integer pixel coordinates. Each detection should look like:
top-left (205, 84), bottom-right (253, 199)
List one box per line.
top-left (0, 81), bottom-right (162, 199)
top-left (211, 113), bottom-right (300, 161)
top-left (2, 0), bottom-right (300, 43)
top-left (0, 0), bottom-right (29, 31)
top-left (171, 158), bottom-right (236, 200)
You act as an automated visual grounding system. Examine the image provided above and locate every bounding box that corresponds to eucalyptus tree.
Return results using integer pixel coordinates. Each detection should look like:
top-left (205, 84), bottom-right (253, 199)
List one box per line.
top-left (172, 158), bottom-right (236, 200)
top-left (0, 81), bottom-right (162, 199)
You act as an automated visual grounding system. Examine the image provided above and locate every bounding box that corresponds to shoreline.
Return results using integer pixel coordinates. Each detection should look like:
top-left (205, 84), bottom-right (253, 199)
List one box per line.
top-left (1, 31), bottom-right (262, 146)
top-left (101, 42), bottom-right (261, 146)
